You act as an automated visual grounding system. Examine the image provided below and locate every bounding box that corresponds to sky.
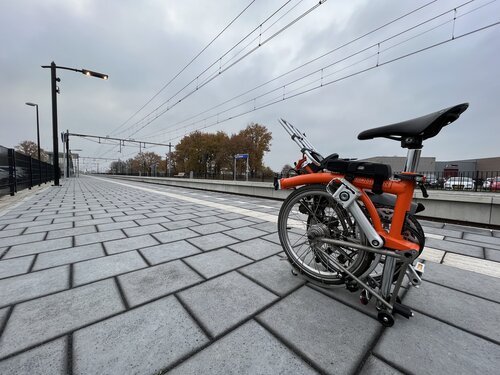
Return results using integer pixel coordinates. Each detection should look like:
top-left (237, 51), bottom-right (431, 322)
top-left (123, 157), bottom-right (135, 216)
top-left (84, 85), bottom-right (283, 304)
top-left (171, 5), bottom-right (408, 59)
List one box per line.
top-left (1, 0), bottom-right (499, 172)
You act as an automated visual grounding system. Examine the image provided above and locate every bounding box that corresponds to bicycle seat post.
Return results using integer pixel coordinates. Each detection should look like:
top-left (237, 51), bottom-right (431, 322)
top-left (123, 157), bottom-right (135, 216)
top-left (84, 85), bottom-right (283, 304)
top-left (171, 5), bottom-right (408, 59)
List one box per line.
top-left (404, 148), bottom-right (421, 173)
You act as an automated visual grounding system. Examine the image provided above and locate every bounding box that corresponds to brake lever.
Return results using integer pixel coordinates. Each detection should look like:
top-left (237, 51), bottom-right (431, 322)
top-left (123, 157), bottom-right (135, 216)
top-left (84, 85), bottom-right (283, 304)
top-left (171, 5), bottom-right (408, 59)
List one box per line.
top-left (418, 182), bottom-right (429, 198)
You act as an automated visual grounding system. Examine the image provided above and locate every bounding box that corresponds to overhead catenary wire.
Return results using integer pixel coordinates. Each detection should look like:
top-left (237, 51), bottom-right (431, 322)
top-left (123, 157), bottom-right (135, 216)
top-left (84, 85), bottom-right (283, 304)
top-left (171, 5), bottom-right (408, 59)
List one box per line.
top-left (120, 0), bottom-right (328, 139)
top-left (159, 17), bottom-right (500, 142)
top-left (108, 0), bottom-right (258, 138)
top-left (139, 0), bottom-right (440, 140)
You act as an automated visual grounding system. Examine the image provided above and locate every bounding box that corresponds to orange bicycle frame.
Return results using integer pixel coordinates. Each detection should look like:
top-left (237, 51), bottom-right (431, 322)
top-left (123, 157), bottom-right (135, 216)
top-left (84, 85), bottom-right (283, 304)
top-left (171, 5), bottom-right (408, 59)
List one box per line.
top-left (278, 172), bottom-right (420, 252)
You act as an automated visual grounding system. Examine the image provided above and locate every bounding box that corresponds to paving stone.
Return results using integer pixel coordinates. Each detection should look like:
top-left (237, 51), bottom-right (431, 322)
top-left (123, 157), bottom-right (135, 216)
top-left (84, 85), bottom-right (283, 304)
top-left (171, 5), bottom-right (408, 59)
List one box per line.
top-left (5, 236), bottom-right (73, 259)
top-left (0, 228), bottom-right (25, 239)
top-left (250, 221), bottom-right (278, 233)
top-left (169, 213), bottom-right (198, 221)
top-left (0, 255), bottom-right (34, 279)
top-left (223, 226), bottom-right (268, 241)
top-left (443, 253), bottom-right (500, 278)
top-left (217, 213), bottom-right (244, 220)
top-left (34, 244), bottom-right (105, 270)
top-left (422, 261), bottom-right (500, 303)
top-left (144, 210), bottom-right (173, 218)
top-left (74, 229), bottom-right (126, 246)
top-left (191, 216), bottom-right (225, 225)
top-left (239, 256), bottom-right (305, 296)
top-left (46, 225), bottom-right (97, 240)
top-left (422, 226), bottom-right (462, 238)
top-left (162, 219), bottom-right (198, 230)
top-left (0, 217), bottom-right (35, 226)
top-left (192, 210), bottom-right (220, 218)
top-left (0, 337), bottom-right (67, 375)
top-left (444, 223), bottom-right (493, 235)
top-left (113, 214), bottom-right (147, 222)
top-left (424, 237), bottom-right (483, 258)
top-left (73, 296), bottom-right (208, 375)
top-left (0, 232), bottom-right (46, 248)
top-left (73, 217), bottom-right (114, 227)
top-left (134, 216), bottom-right (171, 226)
top-left (0, 307), bottom-right (8, 327)
top-left (153, 228), bottom-right (199, 244)
top-left (190, 223), bottom-right (230, 235)
top-left (140, 240), bottom-right (202, 265)
top-left (485, 248), bottom-right (500, 262)
top-left (258, 286), bottom-right (380, 374)
top-left (96, 220), bottom-right (138, 232)
top-left (405, 281), bottom-right (500, 342)
top-left (0, 265), bottom-right (69, 307)
top-left (104, 234), bottom-right (159, 254)
top-left (261, 231), bottom-right (303, 246)
top-left (219, 218), bottom-right (255, 229)
top-left (418, 220), bottom-right (444, 229)
top-left (184, 248), bottom-right (252, 278)
top-left (3, 218), bottom-right (52, 230)
top-left (443, 236), bottom-right (500, 251)
top-left (0, 279), bottom-right (123, 358)
top-left (178, 272), bottom-right (277, 337)
top-left (229, 238), bottom-right (283, 260)
top-left (464, 232), bottom-right (500, 246)
top-left (23, 222), bottom-right (73, 235)
top-left (119, 260), bottom-right (203, 306)
top-left (420, 247), bottom-right (445, 263)
top-left (170, 320), bottom-right (317, 375)
top-left (73, 251), bottom-right (147, 285)
top-left (374, 312), bottom-right (500, 375)
top-left (359, 355), bottom-right (403, 375)
top-left (187, 233), bottom-right (239, 251)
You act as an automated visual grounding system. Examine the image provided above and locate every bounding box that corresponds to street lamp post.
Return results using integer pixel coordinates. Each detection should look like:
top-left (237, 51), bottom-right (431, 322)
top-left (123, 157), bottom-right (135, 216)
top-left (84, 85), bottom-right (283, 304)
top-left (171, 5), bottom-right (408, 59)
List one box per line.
top-left (41, 61), bottom-right (108, 186)
top-left (25, 102), bottom-right (41, 185)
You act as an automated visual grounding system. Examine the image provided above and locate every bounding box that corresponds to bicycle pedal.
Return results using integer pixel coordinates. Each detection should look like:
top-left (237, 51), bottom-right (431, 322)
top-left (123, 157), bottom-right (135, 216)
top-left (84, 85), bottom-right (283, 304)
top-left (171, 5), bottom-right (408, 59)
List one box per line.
top-left (407, 262), bottom-right (424, 287)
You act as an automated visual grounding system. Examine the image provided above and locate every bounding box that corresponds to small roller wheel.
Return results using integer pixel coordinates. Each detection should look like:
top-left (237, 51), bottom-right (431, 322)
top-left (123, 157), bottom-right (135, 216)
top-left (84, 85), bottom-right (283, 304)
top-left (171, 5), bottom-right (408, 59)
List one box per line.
top-left (378, 311), bottom-right (395, 327)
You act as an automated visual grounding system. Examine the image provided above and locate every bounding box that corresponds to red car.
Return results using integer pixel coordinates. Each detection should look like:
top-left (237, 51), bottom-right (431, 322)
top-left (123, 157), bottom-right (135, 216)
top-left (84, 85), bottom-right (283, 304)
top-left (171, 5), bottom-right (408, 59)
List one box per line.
top-left (491, 177), bottom-right (500, 191)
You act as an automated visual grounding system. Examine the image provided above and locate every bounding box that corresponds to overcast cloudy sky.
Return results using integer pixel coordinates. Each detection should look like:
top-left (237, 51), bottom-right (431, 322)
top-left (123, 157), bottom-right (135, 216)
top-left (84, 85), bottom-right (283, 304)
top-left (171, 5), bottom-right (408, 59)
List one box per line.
top-left (1, 0), bottom-right (499, 171)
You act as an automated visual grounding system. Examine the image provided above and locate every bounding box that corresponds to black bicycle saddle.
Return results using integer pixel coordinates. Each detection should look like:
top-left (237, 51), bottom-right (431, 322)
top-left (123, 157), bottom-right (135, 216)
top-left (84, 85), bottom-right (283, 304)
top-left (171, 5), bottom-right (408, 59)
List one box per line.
top-left (358, 103), bottom-right (469, 148)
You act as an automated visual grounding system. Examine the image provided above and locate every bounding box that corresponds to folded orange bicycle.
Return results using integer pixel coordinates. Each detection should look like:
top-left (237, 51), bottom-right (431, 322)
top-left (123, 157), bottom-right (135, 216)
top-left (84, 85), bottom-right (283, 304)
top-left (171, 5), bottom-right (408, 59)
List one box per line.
top-left (275, 103), bottom-right (469, 326)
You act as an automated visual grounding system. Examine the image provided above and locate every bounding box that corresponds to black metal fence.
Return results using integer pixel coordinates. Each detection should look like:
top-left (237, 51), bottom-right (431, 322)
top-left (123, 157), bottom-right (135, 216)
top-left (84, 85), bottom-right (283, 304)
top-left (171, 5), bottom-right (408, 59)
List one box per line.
top-left (418, 171), bottom-right (500, 192)
top-left (0, 145), bottom-right (54, 197)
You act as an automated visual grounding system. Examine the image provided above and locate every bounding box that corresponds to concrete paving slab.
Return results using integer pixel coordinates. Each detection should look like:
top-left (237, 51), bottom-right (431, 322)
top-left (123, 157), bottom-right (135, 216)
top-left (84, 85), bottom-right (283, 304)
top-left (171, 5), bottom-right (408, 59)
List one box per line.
top-left (0, 228), bottom-right (25, 239)
top-left (73, 296), bottom-right (208, 375)
top-left (153, 228), bottom-right (199, 244)
top-left (168, 213), bottom-right (198, 221)
top-left (257, 286), bottom-right (380, 374)
top-left (239, 256), bottom-right (306, 296)
top-left (4, 237), bottom-right (73, 259)
top-left (374, 312), bottom-right (500, 375)
top-left (420, 247), bottom-right (445, 263)
top-left (0, 265), bottom-right (69, 307)
top-left (0, 255), bottom-right (34, 279)
top-left (140, 240), bottom-right (202, 265)
top-left (229, 238), bottom-right (282, 260)
top-left (3, 218), bottom-right (52, 230)
top-left (405, 281), bottom-right (500, 343)
top-left (249, 221), bottom-right (278, 233)
top-left (422, 226), bottom-right (463, 238)
top-left (46, 225), bottom-right (97, 240)
top-left (224, 226), bottom-right (268, 241)
top-left (0, 232), bottom-right (46, 248)
top-left (184, 248), bottom-right (252, 279)
top-left (219, 218), bottom-right (255, 228)
top-left (187, 232), bottom-right (239, 251)
top-left (133, 216), bottom-right (171, 226)
top-left (424, 237), bottom-right (484, 258)
top-left (443, 236), bottom-right (500, 250)
top-left (162, 219), bottom-right (198, 230)
top-left (464, 232), bottom-right (500, 246)
top-left (0, 307), bottom-right (8, 328)
top-left (73, 251), bottom-right (147, 286)
top-left (0, 337), bottom-right (67, 375)
top-left (178, 272), bottom-right (278, 337)
top-left (33, 244), bottom-right (105, 271)
top-left (118, 260), bottom-right (203, 307)
top-left (444, 223), bottom-right (493, 235)
top-left (23, 222), bottom-right (73, 235)
top-left (169, 320), bottom-right (318, 375)
top-left (423, 261), bottom-right (500, 302)
top-left (359, 355), bottom-right (403, 375)
top-left (485, 248), bottom-right (500, 262)
top-left (74, 229), bottom-right (126, 246)
top-left (191, 216), bottom-right (225, 225)
top-left (443, 252), bottom-right (500, 278)
top-left (0, 279), bottom-right (123, 358)
top-left (191, 223), bottom-right (231, 235)
top-left (103, 234), bottom-right (159, 254)
top-left (73, 217), bottom-right (114, 227)
top-left (97, 220), bottom-right (138, 232)
top-left (418, 220), bottom-right (444, 228)
top-left (216, 213), bottom-right (245, 220)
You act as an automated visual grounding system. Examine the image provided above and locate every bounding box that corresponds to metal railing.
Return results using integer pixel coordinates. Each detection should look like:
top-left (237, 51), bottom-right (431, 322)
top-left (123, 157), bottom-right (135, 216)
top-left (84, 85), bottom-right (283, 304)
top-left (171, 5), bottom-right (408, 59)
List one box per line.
top-left (417, 171), bottom-right (500, 192)
top-left (0, 146), bottom-right (54, 197)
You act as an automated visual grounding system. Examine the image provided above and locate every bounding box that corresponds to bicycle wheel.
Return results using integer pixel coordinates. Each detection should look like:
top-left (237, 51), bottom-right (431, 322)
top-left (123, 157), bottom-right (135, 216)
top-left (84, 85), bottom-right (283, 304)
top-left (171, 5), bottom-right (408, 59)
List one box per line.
top-left (278, 184), bottom-right (373, 286)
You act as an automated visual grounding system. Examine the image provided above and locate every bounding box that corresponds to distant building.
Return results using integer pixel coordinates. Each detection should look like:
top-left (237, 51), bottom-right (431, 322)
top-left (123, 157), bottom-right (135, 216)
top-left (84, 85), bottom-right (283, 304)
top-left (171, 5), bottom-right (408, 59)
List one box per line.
top-left (436, 157), bottom-right (500, 173)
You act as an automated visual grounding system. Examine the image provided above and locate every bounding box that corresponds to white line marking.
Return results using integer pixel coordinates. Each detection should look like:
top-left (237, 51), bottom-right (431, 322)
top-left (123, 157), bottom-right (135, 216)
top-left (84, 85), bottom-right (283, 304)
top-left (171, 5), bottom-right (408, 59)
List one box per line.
top-left (443, 253), bottom-right (500, 279)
